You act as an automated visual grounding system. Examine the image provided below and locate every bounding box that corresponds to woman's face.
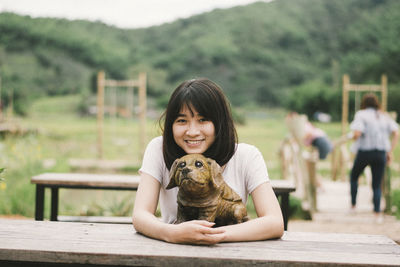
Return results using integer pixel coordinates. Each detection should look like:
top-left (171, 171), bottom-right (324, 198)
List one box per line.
top-left (172, 104), bottom-right (215, 154)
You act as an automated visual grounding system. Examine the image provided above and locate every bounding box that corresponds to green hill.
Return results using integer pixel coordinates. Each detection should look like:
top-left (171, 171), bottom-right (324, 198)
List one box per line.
top-left (0, 0), bottom-right (400, 117)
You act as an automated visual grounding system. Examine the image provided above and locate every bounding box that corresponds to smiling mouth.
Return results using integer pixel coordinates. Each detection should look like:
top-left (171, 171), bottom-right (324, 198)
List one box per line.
top-left (185, 140), bottom-right (204, 145)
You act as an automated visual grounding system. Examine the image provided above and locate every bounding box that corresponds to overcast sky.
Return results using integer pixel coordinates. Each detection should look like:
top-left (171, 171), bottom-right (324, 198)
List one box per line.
top-left (0, 0), bottom-right (269, 29)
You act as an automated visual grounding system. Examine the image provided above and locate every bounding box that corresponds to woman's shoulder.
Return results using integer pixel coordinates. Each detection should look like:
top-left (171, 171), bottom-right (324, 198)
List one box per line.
top-left (148, 136), bottom-right (163, 146)
top-left (144, 136), bottom-right (163, 152)
top-left (235, 143), bottom-right (261, 157)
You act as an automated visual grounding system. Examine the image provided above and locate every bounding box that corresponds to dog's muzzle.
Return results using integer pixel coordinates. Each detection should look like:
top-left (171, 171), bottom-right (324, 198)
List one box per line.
top-left (181, 168), bottom-right (192, 176)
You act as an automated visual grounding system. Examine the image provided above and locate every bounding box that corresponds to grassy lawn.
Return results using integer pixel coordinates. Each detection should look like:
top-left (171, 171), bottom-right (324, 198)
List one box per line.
top-left (0, 95), bottom-right (399, 219)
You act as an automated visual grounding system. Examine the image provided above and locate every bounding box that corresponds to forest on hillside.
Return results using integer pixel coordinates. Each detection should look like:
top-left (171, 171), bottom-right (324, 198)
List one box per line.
top-left (0, 0), bottom-right (400, 119)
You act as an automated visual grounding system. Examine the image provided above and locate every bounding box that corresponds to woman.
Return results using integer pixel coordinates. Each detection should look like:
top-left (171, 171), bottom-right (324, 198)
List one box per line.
top-left (349, 93), bottom-right (399, 220)
top-left (133, 78), bottom-right (284, 244)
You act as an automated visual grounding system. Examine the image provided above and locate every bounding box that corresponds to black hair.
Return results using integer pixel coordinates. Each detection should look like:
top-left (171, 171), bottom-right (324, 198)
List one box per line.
top-left (160, 78), bottom-right (237, 170)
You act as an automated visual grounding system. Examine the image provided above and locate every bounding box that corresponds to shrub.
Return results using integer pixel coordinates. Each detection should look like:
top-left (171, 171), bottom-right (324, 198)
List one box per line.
top-left (392, 189), bottom-right (400, 219)
top-left (284, 80), bottom-right (341, 121)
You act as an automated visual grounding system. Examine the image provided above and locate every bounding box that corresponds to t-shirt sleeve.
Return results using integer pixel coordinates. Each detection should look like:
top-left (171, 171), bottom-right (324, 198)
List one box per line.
top-left (244, 145), bottom-right (269, 194)
top-left (139, 136), bottom-right (164, 184)
top-left (350, 111), bottom-right (365, 132)
top-left (389, 116), bottom-right (399, 132)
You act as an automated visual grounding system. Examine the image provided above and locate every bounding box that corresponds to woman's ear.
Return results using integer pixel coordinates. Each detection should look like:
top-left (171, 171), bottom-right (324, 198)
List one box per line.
top-left (207, 158), bottom-right (223, 188)
top-left (166, 159), bottom-right (179, 189)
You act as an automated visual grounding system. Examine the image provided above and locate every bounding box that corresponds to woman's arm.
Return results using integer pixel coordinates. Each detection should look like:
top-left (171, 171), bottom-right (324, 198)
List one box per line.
top-left (132, 172), bottom-right (226, 244)
top-left (352, 130), bottom-right (362, 140)
top-left (219, 182), bottom-right (284, 242)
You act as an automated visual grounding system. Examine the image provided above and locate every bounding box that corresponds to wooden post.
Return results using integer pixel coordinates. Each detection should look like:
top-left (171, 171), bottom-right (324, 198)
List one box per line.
top-left (7, 88), bottom-right (13, 119)
top-left (126, 87), bottom-right (134, 119)
top-left (110, 87), bottom-right (117, 118)
top-left (306, 155), bottom-right (318, 212)
top-left (138, 72), bottom-right (147, 157)
top-left (383, 166), bottom-right (391, 213)
top-left (0, 75), bottom-right (2, 121)
top-left (381, 74), bottom-right (387, 111)
top-left (342, 74), bottom-right (349, 135)
top-left (97, 71), bottom-right (105, 159)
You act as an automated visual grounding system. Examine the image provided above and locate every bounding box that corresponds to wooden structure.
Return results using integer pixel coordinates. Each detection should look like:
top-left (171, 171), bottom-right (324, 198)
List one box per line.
top-left (96, 70), bottom-right (147, 159)
top-left (339, 74), bottom-right (394, 207)
top-left (331, 74), bottom-right (388, 180)
top-left (282, 114), bottom-right (318, 213)
top-left (1, 219), bottom-right (399, 266)
top-left (31, 173), bottom-right (295, 230)
top-left (341, 74), bottom-right (387, 134)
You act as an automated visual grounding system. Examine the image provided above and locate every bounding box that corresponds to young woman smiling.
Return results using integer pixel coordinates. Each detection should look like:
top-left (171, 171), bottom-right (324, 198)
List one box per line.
top-left (132, 78), bottom-right (284, 244)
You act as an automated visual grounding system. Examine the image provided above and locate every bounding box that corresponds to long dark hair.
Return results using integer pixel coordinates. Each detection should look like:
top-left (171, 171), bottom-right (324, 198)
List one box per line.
top-left (160, 78), bottom-right (238, 170)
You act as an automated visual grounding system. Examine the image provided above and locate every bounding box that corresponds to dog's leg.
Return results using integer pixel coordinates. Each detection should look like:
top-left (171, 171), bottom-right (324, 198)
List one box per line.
top-left (197, 205), bottom-right (218, 222)
top-left (232, 203), bottom-right (249, 223)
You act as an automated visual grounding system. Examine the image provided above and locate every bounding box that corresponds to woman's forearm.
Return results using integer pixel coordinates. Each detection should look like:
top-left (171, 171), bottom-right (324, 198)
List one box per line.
top-left (219, 215), bottom-right (284, 242)
top-left (132, 210), bottom-right (173, 242)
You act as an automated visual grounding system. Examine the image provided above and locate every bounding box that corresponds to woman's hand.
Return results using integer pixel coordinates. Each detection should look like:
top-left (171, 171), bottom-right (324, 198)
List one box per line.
top-left (166, 220), bottom-right (226, 245)
top-left (386, 151), bottom-right (393, 165)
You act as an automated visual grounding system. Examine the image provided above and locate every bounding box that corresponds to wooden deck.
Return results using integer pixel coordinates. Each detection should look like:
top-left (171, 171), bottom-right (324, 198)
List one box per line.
top-left (0, 219), bottom-right (399, 266)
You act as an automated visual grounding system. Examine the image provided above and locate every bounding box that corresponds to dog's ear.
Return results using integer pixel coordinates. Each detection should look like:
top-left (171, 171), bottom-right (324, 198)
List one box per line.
top-left (166, 158), bottom-right (179, 189)
top-left (207, 158), bottom-right (224, 188)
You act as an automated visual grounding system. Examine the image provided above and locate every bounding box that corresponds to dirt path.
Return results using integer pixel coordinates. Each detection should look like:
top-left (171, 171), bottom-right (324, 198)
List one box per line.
top-left (288, 180), bottom-right (400, 243)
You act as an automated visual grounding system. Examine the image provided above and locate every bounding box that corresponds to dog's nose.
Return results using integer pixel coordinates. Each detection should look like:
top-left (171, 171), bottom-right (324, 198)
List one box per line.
top-left (182, 168), bottom-right (191, 176)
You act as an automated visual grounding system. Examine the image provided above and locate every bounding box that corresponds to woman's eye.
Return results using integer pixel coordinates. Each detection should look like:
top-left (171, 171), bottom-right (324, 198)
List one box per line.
top-left (195, 161), bottom-right (203, 168)
top-left (175, 118), bottom-right (186, 123)
top-left (178, 162), bottom-right (186, 168)
top-left (199, 118), bottom-right (209, 122)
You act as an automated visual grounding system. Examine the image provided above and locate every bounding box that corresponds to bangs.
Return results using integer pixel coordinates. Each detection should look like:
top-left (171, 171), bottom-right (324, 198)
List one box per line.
top-left (173, 83), bottom-right (219, 122)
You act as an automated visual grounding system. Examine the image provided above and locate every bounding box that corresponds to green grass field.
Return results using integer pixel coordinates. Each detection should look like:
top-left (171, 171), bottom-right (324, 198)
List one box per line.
top-left (0, 95), bottom-right (399, 219)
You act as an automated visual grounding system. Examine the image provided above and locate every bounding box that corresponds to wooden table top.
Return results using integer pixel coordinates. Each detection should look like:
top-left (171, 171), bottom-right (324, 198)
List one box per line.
top-left (0, 219), bottom-right (398, 266)
top-left (31, 172), bottom-right (141, 188)
top-left (30, 172), bottom-right (295, 192)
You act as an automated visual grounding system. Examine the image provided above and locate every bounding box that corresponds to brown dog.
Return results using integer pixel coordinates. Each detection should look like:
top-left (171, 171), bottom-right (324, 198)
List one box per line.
top-left (166, 154), bottom-right (249, 226)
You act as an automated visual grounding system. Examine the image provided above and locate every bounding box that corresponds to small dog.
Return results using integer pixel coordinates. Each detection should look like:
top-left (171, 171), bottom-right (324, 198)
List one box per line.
top-left (166, 154), bottom-right (249, 226)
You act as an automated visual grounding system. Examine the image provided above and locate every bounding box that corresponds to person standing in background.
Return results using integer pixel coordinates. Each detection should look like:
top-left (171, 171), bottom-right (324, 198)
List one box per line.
top-left (349, 93), bottom-right (399, 222)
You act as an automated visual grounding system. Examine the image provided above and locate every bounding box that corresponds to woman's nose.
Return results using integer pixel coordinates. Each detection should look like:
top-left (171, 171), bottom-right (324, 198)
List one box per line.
top-left (186, 122), bottom-right (200, 136)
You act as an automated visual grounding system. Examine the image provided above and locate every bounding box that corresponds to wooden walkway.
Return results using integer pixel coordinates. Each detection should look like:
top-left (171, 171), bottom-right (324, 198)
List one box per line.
top-left (290, 180), bottom-right (400, 243)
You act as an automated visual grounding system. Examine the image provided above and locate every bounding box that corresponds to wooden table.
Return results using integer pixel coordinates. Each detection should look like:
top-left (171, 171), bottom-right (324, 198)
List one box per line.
top-left (31, 173), bottom-right (295, 229)
top-left (0, 219), bottom-right (399, 266)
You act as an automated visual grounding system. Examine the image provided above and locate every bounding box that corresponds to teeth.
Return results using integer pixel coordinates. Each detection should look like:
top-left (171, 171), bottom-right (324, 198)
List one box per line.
top-left (186, 140), bottom-right (201, 144)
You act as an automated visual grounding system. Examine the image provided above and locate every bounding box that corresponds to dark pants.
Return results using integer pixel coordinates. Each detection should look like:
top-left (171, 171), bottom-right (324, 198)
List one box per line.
top-left (350, 150), bottom-right (386, 212)
top-left (312, 136), bottom-right (332, 160)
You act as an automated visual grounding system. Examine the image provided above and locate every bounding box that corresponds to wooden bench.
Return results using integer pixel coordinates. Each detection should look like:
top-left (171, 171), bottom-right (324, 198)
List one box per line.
top-left (31, 173), bottom-right (295, 230)
top-left (1, 219), bottom-right (399, 266)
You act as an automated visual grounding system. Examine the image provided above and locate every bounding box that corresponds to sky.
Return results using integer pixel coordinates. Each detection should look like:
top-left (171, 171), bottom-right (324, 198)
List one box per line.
top-left (0, 0), bottom-right (269, 29)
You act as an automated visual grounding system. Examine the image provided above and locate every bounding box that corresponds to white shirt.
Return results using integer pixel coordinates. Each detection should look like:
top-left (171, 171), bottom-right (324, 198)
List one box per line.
top-left (350, 108), bottom-right (399, 152)
top-left (139, 136), bottom-right (269, 223)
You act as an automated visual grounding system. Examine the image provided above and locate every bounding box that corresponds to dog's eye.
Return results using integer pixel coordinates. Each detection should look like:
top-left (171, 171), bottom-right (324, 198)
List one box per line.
top-left (195, 161), bottom-right (203, 168)
top-left (178, 162), bottom-right (186, 168)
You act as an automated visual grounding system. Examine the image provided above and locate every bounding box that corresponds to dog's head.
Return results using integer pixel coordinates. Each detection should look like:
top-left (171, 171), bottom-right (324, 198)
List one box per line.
top-left (166, 154), bottom-right (223, 195)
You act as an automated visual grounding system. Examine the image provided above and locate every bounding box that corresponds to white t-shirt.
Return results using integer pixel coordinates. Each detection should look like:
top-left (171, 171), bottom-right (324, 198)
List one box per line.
top-left (139, 136), bottom-right (269, 224)
top-left (350, 108), bottom-right (399, 152)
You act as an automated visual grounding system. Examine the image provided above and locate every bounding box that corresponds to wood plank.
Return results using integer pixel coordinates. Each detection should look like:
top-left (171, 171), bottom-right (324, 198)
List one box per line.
top-left (270, 179), bottom-right (296, 192)
top-left (30, 173), bottom-right (294, 192)
top-left (0, 219), bottom-right (399, 266)
top-left (31, 173), bottom-right (140, 188)
top-left (58, 216), bottom-right (132, 224)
